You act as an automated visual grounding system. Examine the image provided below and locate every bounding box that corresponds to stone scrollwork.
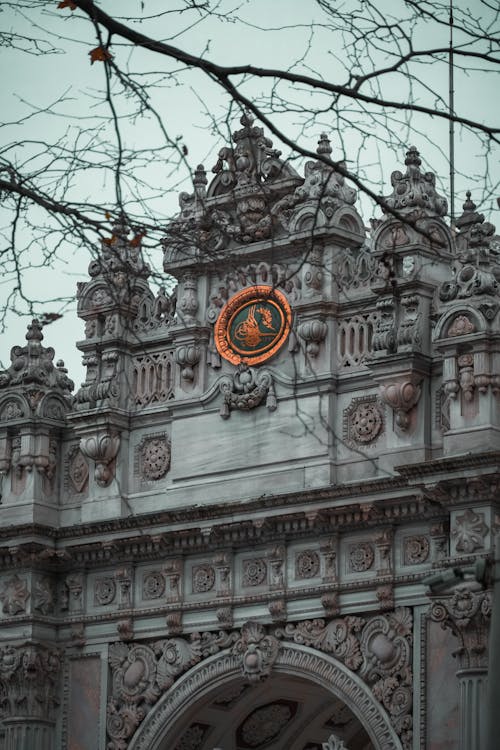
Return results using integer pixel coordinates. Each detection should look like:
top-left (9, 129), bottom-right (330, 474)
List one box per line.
top-left (276, 616), bottom-right (364, 672)
top-left (106, 630), bottom-right (236, 750)
top-left (219, 364), bottom-right (276, 419)
top-left (232, 621), bottom-right (280, 684)
top-left (430, 589), bottom-right (491, 670)
top-left (80, 431), bottom-right (120, 487)
top-left (278, 608), bottom-right (413, 749)
top-left (106, 611), bottom-right (412, 750)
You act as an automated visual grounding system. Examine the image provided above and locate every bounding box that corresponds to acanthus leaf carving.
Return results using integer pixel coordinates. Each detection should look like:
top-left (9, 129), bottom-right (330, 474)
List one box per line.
top-left (231, 620), bottom-right (280, 683)
top-left (429, 589), bottom-right (491, 670)
top-left (0, 644), bottom-right (61, 720)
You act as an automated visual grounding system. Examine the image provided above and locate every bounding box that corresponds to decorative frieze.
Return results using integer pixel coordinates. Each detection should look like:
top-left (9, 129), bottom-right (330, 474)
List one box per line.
top-left (33, 576), bottom-right (55, 615)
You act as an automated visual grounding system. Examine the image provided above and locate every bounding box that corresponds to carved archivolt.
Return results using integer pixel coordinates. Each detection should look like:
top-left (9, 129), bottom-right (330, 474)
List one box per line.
top-left (114, 612), bottom-right (411, 750)
top-left (126, 639), bottom-right (402, 750)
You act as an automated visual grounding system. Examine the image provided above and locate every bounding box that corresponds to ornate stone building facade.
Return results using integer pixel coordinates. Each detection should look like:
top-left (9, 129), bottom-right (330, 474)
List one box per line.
top-left (0, 114), bottom-right (498, 750)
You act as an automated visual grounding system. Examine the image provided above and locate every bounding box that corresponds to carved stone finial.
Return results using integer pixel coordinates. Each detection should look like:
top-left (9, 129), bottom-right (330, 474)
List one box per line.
top-left (0, 319), bottom-right (74, 399)
top-left (240, 110), bottom-right (254, 127)
top-left (404, 145), bottom-right (421, 169)
top-left (25, 318), bottom-right (44, 342)
top-left (193, 163), bottom-right (207, 188)
top-left (317, 132), bottom-right (333, 156)
top-left (383, 147), bottom-right (448, 218)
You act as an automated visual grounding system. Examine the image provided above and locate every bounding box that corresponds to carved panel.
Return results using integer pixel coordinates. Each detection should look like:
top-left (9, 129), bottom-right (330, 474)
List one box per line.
top-left (94, 577), bottom-right (116, 606)
top-left (142, 572), bottom-right (166, 601)
top-left (242, 558), bottom-right (267, 587)
top-left (0, 574), bottom-right (30, 615)
top-left (133, 351), bottom-right (174, 406)
top-left (0, 399), bottom-right (25, 421)
top-left (450, 508), bottom-right (488, 554)
top-left (338, 312), bottom-right (378, 367)
top-left (295, 550), bottom-right (321, 579)
top-left (192, 565), bottom-right (215, 594)
top-left (135, 434), bottom-right (171, 483)
top-left (33, 576), bottom-right (55, 615)
top-left (348, 543), bottom-right (375, 573)
top-left (65, 444), bottom-right (89, 497)
top-left (174, 723), bottom-right (210, 750)
top-left (343, 395), bottom-right (384, 448)
top-left (237, 700), bottom-right (297, 748)
top-left (403, 535), bottom-right (430, 565)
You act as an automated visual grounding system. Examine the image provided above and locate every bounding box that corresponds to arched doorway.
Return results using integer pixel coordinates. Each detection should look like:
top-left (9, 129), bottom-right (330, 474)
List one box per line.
top-left (128, 642), bottom-right (402, 750)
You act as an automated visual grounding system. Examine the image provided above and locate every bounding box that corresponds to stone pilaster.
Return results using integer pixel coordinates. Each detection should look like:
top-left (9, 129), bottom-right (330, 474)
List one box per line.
top-left (430, 588), bottom-right (491, 750)
top-left (0, 644), bottom-right (61, 750)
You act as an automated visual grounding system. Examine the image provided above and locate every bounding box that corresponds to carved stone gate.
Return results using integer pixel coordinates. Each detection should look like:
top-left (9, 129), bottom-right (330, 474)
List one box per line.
top-left (106, 616), bottom-right (410, 750)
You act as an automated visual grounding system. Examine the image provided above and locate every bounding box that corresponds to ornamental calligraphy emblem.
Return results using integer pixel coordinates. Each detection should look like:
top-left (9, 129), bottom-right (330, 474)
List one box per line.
top-left (214, 286), bottom-right (292, 365)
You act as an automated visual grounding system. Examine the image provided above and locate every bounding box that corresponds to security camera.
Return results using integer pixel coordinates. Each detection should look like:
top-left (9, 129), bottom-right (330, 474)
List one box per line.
top-left (422, 568), bottom-right (465, 593)
top-left (423, 559), bottom-right (491, 594)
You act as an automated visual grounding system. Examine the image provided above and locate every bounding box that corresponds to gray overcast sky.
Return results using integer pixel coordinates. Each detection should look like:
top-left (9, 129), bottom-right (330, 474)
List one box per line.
top-left (0, 0), bottom-right (498, 384)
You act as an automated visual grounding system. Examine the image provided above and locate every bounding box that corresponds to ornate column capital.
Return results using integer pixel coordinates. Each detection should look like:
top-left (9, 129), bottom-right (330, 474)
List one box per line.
top-left (0, 644), bottom-right (61, 721)
top-left (429, 588), bottom-right (491, 670)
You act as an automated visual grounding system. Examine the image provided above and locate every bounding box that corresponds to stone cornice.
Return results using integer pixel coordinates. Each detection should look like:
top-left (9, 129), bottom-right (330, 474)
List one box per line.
top-left (396, 450), bottom-right (500, 479)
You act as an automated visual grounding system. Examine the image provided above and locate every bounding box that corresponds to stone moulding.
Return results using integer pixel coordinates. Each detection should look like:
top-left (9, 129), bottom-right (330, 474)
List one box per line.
top-left (126, 641), bottom-right (402, 750)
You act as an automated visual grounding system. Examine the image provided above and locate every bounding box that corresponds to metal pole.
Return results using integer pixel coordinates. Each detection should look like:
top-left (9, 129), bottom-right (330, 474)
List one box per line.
top-left (449, 0), bottom-right (455, 228)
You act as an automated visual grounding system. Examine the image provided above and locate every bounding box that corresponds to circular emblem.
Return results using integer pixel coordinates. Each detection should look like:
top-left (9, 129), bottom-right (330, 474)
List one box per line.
top-left (214, 286), bottom-right (292, 365)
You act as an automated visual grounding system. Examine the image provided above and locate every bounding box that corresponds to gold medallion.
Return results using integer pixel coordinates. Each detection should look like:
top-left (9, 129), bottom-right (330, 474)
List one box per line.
top-left (214, 286), bottom-right (292, 365)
